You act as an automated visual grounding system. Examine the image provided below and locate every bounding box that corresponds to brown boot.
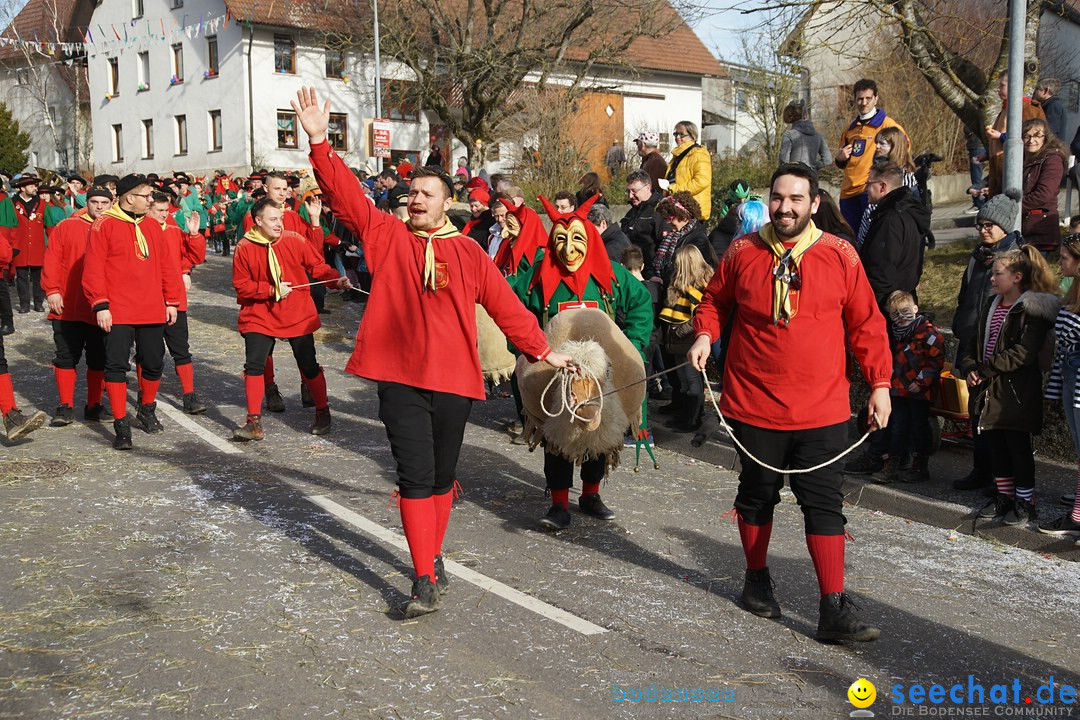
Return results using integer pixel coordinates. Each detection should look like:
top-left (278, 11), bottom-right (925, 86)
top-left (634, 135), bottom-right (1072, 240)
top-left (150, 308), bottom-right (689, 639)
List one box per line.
top-left (310, 407), bottom-right (331, 435)
top-left (232, 414), bottom-right (264, 441)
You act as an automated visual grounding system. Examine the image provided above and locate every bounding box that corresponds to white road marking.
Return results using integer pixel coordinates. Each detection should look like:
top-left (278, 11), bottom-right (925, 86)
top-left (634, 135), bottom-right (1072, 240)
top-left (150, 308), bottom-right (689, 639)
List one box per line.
top-left (306, 494), bottom-right (608, 636)
top-left (154, 398), bottom-right (244, 455)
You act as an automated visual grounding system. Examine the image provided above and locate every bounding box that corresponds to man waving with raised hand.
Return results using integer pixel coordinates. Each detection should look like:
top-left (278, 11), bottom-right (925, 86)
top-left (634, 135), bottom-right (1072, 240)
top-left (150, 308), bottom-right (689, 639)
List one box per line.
top-left (291, 87), bottom-right (572, 619)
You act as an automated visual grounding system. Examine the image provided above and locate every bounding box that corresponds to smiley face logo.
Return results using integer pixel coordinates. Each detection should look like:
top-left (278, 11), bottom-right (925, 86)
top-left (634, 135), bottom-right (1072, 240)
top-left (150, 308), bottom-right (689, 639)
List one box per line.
top-left (848, 678), bottom-right (876, 708)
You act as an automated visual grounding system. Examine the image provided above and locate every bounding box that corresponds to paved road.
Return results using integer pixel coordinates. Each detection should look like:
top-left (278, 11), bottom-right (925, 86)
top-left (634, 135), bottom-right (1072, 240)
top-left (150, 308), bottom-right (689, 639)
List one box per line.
top-left (1, 257), bottom-right (1077, 719)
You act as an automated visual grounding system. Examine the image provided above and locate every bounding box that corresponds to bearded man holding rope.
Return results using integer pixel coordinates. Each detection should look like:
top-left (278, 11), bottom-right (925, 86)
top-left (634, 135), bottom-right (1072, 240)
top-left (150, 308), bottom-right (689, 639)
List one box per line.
top-left (688, 163), bottom-right (892, 643)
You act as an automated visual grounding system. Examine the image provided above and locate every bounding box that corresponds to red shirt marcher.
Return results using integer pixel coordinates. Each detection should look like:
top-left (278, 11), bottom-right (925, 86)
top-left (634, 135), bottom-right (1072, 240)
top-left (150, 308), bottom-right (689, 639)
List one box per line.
top-left (232, 229), bottom-right (339, 338)
top-left (693, 231), bottom-right (891, 430)
top-left (41, 214), bottom-right (97, 324)
top-left (8, 196), bottom-right (46, 267)
top-left (308, 141), bottom-right (551, 400)
top-left (158, 221), bottom-right (207, 312)
top-left (82, 211), bottom-right (184, 325)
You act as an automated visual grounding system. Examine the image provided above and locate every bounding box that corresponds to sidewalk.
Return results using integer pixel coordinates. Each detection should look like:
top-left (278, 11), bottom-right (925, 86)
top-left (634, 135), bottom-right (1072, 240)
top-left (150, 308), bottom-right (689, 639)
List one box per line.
top-left (930, 187), bottom-right (1073, 245)
top-left (648, 394), bottom-right (1080, 562)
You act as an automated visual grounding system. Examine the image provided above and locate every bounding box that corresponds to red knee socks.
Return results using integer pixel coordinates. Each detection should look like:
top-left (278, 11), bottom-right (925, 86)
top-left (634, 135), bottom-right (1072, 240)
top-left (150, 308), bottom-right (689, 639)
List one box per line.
top-left (139, 375), bottom-right (160, 405)
top-left (106, 381), bottom-right (128, 419)
top-left (399, 497), bottom-right (436, 583)
top-left (0, 372), bottom-right (16, 415)
top-left (54, 367), bottom-right (77, 407)
top-left (738, 518), bottom-right (772, 571)
top-left (264, 355), bottom-right (276, 386)
top-left (806, 533), bottom-right (845, 596)
top-left (86, 369), bottom-right (105, 407)
top-left (244, 373), bottom-right (264, 415)
top-left (551, 488), bottom-right (570, 511)
top-left (176, 363), bottom-right (195, 395)
top-left (433, 490), bottom-right (453, 557)
top-left (304, 370), bottom-right (328, 409)
top-left (582, 481), bottom-right (601, 497)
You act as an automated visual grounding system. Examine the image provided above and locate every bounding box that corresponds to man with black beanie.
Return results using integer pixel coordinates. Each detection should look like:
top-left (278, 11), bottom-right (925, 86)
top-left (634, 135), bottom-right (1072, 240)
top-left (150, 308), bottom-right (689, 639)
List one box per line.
top-left (82, 174), bottom-right (185, 450)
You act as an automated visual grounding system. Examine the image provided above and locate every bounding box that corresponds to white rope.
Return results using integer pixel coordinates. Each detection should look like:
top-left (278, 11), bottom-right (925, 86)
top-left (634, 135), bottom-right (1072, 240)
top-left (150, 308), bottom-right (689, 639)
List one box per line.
top-left (540, 366), bottom-right (605, 423)
top-left (701, 370), bottom-right (874, 475)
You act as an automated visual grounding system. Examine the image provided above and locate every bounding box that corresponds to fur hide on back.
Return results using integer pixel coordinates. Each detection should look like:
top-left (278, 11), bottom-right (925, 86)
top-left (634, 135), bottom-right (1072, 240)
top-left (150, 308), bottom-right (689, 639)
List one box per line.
top-left (516, 308), bottom-right (646, 474)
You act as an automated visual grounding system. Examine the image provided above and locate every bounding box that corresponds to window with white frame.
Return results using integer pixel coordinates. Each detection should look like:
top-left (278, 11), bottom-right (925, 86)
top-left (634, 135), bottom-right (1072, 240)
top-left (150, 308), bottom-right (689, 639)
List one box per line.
top-left (171, 43), bottom-right (184, 82)
top-left (142, 119), bottom-right (154, 159)
top-left (137, 51), bottom-right (149, 91)
top-left (175, 115), bottom-right (187, 155)
top-left (107, 57), bottom-right (119, 95)
top-left (112, 124), bottom-right (123, 162)
top-left (209, 110), bottom-right (222, 152)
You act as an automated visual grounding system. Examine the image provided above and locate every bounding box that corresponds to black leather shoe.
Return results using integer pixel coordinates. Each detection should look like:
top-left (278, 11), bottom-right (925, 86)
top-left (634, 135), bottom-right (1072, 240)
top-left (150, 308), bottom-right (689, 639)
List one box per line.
top-left (134, 402), bottom-right (164, 434)
top-left (301, 382), bottom-right (315, 408)
top-left (741, 568), bottom-right (781, 618)
top-left (434, 555), bottom-right (449, 596)
top-left (113, 417), bottom-right (133, 450)
top-left (84, 403), bottom-right (113, 422)
top-left (264, 383), bottom-right (286, 413)
top-left (182, 392), bottom-right (207, 415)
top-left (0, 323), bottom-right (13, 335)
top-left (816, 592), bottom-right (880, 642)
top-left (403, 575), bottom-right (441, 618)
top-left (51, 405), bottom-right (75, 426)
top-left (539, 504), bottom-right (571, 530)
top-left (579, 493), bottom-right (616, 520)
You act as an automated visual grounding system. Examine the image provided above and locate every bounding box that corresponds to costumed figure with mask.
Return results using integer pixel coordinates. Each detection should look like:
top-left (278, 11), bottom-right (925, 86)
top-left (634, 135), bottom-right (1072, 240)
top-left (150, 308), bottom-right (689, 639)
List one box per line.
top-left (513, 194), bottom-right (654, 531)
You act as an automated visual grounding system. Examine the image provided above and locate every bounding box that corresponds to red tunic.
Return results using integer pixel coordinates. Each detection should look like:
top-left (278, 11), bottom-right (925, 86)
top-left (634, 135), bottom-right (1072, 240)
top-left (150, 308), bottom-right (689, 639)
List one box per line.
top-left (8, 196), bottom-right (46, 267)
top-left (309, 140), bottom-right (551, 400)
top-left (82, 212), bottom-right (185, 325)
top-left (41, 214), bottom-right (96, 324)
top-left (158, 221), bottom-right (206, 312)
top-left (693, 231), bottom-right (891, 431)
top-left (232, 230), bottom-right (339, 338)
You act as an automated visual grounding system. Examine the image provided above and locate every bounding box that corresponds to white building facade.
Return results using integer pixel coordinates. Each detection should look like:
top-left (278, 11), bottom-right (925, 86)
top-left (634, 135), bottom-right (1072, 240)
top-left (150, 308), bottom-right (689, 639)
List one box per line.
top-left (86, 0), bottom-right (722, 176)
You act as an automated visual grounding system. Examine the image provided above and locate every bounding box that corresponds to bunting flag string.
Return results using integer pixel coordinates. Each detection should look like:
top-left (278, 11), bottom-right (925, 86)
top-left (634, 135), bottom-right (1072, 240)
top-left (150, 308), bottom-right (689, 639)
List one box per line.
top-left (0, 12), bottom-right (228, 58)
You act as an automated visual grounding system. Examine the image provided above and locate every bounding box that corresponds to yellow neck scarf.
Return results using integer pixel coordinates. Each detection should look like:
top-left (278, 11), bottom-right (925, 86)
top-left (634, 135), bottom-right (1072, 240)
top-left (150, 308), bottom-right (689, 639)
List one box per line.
top-left (104, 204), bottom-right (149, 260)
top-left (759, 219), bottom-right (822, 326)
top-left (243, 228), bottom-right (286, 301)
top-left (409, 219), bottom-right (459, 292)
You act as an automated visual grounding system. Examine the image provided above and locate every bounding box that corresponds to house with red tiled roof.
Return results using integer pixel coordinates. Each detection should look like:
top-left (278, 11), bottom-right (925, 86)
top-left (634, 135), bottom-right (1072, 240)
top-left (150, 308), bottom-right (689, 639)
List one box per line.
top-left (0, 0), bottom-right (94, 173)
top-left (82, 0), bottom-right (724, 177)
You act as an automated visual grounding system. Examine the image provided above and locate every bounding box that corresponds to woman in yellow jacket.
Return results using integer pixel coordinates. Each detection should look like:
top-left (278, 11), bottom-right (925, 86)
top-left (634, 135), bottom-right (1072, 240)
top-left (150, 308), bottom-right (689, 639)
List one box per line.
top-left (665, 120), bottom-right (712, 221)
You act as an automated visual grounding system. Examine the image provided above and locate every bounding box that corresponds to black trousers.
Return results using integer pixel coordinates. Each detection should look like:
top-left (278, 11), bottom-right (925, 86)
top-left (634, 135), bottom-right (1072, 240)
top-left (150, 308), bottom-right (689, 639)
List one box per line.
top-left (889, 396), bottom-right (932, 457)
top-left (105, 324), bottom-right (165, 383)
top-left (543, 450), bottom-right (605, 491)
top-left (0, 332), bottom-right (7, 374)
top-left (243, 332), bottom-right (320, 379)
top-left (136, 311), bottom-right (191, 367)
top-left (728, 418), bottom-right (848, 535)
top-left (0, 280), bottom-right (12, 324)
top-left (377, 382), bottom-right (473, 499)
top-left (52, 320), bottom-right (106, 370)
top-left (985, 429), bottom-right (1035, 489)
top-left (15, 266), bottom-right (43, 309)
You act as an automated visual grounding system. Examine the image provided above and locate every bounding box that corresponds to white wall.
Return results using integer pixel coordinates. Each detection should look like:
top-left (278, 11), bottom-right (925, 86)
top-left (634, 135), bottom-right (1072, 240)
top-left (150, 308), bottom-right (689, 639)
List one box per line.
top-left (87, 0), bottom-right (431, 175)
top-left (88, 0), bottom-right (248, 174)
top-left (0, 64), bottom-right (80, 172)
